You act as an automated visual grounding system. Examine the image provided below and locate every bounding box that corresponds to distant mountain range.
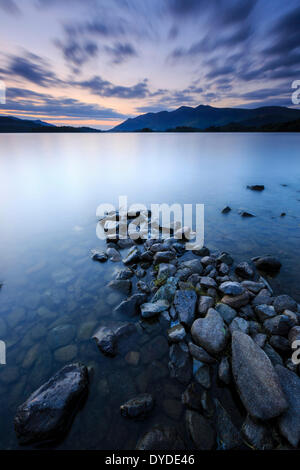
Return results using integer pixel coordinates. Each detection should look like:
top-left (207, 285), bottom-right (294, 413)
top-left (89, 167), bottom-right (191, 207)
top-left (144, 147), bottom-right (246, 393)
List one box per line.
top-left (0, 116), bottom-right (100, 133)
top-left (1, 104), bottom-right (300, 133)
top-left (112, 105), bottom-right (300, 132)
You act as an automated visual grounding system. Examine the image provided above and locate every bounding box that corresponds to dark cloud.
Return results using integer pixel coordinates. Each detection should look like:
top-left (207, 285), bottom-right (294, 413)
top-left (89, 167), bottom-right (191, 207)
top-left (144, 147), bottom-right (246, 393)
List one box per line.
top-left (0, 0), bottom-right (21, 15)
top-left (5, 53), bottom-right (60, 86)
top-left (55, 38), bottom-right (99, 67)
top-left (3, 87), bottom-right (125, 120)
top-left (76, 76), bottom-right (149, 99)
top-left (104, 42), bottom-right (137, 64)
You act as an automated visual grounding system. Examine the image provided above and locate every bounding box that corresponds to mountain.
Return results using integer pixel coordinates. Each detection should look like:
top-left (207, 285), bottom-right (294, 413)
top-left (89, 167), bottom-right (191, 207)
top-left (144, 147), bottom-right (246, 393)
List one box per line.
top-left (0, 116), bottom-right (101, 133)
top-left (112, 105), bottom-right (300, 132)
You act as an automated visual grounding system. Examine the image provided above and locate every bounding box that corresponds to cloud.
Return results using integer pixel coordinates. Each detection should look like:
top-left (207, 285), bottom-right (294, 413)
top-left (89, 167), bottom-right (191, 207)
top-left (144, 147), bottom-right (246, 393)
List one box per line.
top-left (76, 76), bottom-right (149, 99)
top-left (0, 0), bottom-right (21, 15)
top-left (55, 38), bottom-right (99, 67)
top-left (4, 52), bottom-right (60, 86)
top-left (104, 42), bottom-right (137, 64)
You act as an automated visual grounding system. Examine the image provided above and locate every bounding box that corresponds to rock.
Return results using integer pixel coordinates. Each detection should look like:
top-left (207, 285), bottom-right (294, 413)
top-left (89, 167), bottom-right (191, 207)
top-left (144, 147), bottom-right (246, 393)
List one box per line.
top-left (14, 363), bottom-right (88, 445)
top-left (158, 263), bottom-right (176, 279)
top-left (215, 399), bottom-right (243, 450)
top-left (180, 259), bottom-right (203, 275)
top-left (163, 399), bottom-right (182, 420)
top-left (247, 185), bottom-right (265, 191)
top-left (174, 289), bottom-right (197, 327)
top-left (241, 281), bottom-right (264, 294)
top-left (218, 357), bottom-right (231, 385)
top-left (219, 281), bottom-right (244, 296)
top-left (152, 277), bottom-right (178, 303)
top-left (199, 276), bottom-right (217, 289)
top-left (276, 365), bottom-right (300, 448)
top-left (222, 206), bottom-right (231, 214)
top-left (169, 342), bottom-right (193, 384)
top-left (252, 294), bottom-right (273, 307)
top-left (136, 426), bottom-right (185, 450)
top-left (125, 351), bottom-right (140, 366)
top-left (230, 317), bottom-right (249, 335)
top-left (248, 321), bottom-right (262, 335)
top-left (217, 252), bottom-right (234, 265)
top-left (253, 333), bottom-right (267, 348)
top-left (194, 361), bottom-right (211, 389)
top-left (117, 238), bottom-right (135, 249)
top-left (120, 394), bottom-right (154, 418)
top-left (47, 324), bottom-right (75, 349)
top-left (215, 303), bottom-right (237, 325)
top-left (263, 343), bottom-right (283, 367)
top-left (140, 300), bottom-right (169, 318)
top-left (242, 416), bottom-right (273, 450)
top-left (239, 304), bottom-right (255, 320)
top-left (182, 383), bottom-right (203, 411)
top-left (193, 246), bottom-right (210, 257)
top-left (288, 326), bottom-right (300, 345)
top-left (106, 247), bottom-right (121, 262)
top-left (122, 247), bottom-right (140, 265)
top-left (54, 345), bottom-right (78, 362)
top-left (218, 263), bottom-right (229, 275)
top-left (274, 295), bottom-right (297, 314)
top-left (115, 293), bottom-right (147, 316)
top-left (185, 410), bottom-right (215, 450)
top-left (142, 336), bottom-right (168, 364)
top-left (231, 331), bottom-right (288, 420)
top-left (168, 324), bottom-right (186, 343)
top-left (221, 292), bottom-right (250, 309)
top-left (255, 304), bottom-right (276, 322)
top-left (108, 280), bottom-right (131, 295)
top-left (270, 335), bottom-right (290, 353)
top-left (201, 391), bottom-right (215, 417)
top-left (235, 262), bottom-right (254, 280)
top-left (264, 314), bottom-right (296, 336)
top-left (239, 210), bottom-right (255, 218)
top-left (252, 256), bottom-right (281, 273)
top-left (91, 249), bottom-right (107, 262)
top-left (92, 326), bottom-right (116, 356)
top-left (0, 366), bottom-right (19, 384)
top-left (153, 251), bottom-right (176, 265)
top-left (191, 308), bottom-right (228, 355)
top-left (115, 268), bottom-right (134, 280)
top-left (198, 296), bottom-right (214, 315)
top-left (188, 342), bottom-right (216, 364)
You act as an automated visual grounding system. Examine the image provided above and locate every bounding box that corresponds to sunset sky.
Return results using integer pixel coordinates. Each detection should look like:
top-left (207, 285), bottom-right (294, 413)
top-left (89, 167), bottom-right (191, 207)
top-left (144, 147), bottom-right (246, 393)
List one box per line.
top-left (0, 0), bottom-right (299, 129)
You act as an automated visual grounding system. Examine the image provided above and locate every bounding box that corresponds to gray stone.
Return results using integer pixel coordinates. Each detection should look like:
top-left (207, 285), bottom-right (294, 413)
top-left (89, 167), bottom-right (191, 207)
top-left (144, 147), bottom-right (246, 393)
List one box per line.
top-left (229, 317), bottom-right (249, 335)
top-left (235, 262), bottom-right (254, 280)
top-left (47, 324), bottom-right (75, 350)
top-left (218, 263), bottom-right (229, 275)
top-left (122, 246), bottom-right (140, 265)
top-left (158, 263), bottom-right (176, 279)
top-left (242, 416), bottom-right (273, 450)
top-left (241, 281), bottom-right (264, 294)
top-left (288, 326), bottom-right (300, 345)
top-left (276, 365), bottom-right (300, 448)
top-left (215, 303), bottom-right (237, 325)
top-left (270, 335), bottom-right (290, 353)
top-left (106, 247), bottom-right (121, 262)
top-left (218, 357), bottom-right (231, 385)
top-left (54, 345), bottom-right (78, 363)
top-left (152, 277), bottom-right (178, 303)
top-left (116, 268), bottom-right (134, 280)
top-left (140, 300), bottom-right (169, 318)
top-left (253, 256), bottom-right (281, 273)
top-left (114, 293), bottom-right (147, 316)
top-left (186, 410), bottom-right (215, 450)
top-left (252, 294), bottom-right (273, 307)
top-left (108, 279), bottom-right (131, 295)
top-left (92, 326), bottom-right (116, 356)
top-left (14, 363), bottom-right (88, 445)
top-left (231, 331), bottom-right (288, 420)
top-left (263, 343), bottom-right (283, 367)
top-left (199, 276), bottom-right (217, 289)
top-left (264, 314), bottom-right (296, 336)
top-left (273, 295), bottom-right (297, 314)
top-left (194, 361), bottom-right (211, 389)
top-left (221, 291), bottom-right (250, 309)
top-left (253, 333), bottom-right (267, 348)
top-left (120, 394), bottom-right (154, 418)
top-left (219, 281), bottom-right (244, 296)
top-left (239, 304), bottom-right (255, 320)
top-left (188, 342), bottom-right (216, 364)
top-left (255, 304), bottom-right (276, 322)
top-left (191, 308), bottom-right (228, 355)
top-left (168, 324), bottom-right (186, 343)
top-left (153, 251), bottom-right (176, 265)
top-left (182, 383), bottom-right (203, 411)
top-left (91, 250), bottom-right (107, 262)
top-left (174, 289), bottom-right (197, 327)
top-left (198, 296), bottom-right (214, 315)
top-left (181, 259), bottom-right (204, 275)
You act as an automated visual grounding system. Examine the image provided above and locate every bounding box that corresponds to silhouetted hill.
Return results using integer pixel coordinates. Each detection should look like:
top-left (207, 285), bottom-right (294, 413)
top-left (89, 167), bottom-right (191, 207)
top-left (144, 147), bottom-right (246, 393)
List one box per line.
top-left (112, 104), bottom-right (300, 132)
top-left (0, 116), bottom-right (101, 133)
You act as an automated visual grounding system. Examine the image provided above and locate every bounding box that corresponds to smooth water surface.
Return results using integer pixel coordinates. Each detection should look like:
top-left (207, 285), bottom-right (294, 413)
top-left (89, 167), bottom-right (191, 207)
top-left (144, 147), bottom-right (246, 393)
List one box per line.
top-left (0, 133), bottom-right (299, 449)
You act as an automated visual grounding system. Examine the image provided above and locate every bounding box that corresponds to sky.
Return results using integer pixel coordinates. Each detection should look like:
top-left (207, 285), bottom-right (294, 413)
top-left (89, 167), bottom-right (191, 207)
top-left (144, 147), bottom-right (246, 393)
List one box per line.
top-left (0, 0), bottom-right (299, 129)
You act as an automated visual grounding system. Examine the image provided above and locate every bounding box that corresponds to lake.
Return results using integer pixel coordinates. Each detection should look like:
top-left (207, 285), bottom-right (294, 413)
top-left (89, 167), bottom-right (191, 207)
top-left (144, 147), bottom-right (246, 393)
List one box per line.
top-left (0, 132), bottom-right (300, 449)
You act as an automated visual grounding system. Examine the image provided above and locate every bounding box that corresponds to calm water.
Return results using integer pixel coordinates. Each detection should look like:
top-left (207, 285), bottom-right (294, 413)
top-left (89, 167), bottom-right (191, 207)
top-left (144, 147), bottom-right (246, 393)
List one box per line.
top-left (0, 132), bottom-right (300, 449)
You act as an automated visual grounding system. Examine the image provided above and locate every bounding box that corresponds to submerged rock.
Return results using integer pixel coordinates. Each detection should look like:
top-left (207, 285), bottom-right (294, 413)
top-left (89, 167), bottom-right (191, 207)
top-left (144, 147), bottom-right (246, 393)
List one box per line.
top-left (247, 185), bottom-right (265, 191)
top-left (235, 262), bottom-right (254, 280)
top-left (91, 249), bottom-right (107, 262)
top-left (120, 394), bottom-right (154, 419)
top-left (114, 293), bottom-right (147, 316)
top-left (107, 279), bottom-right (132, 295)
top-left (14, 363), bottom-right (88, 445)
top-left (182, 383), bottom-right (203, 411)
top-left (185, 410), bottom-right (215, 450)
top-left (136, 426), bottom-right (185, 450)
top-left (231, 331), bottom-right (288, 420)
top-left (92, 326), bottom-right (116, 356)
top-left (221, 206), bottom-right (231, 214)
top-left (169, 342), bottom-right (193, 384)
top-left (252, 256), bottom-right (281, 273)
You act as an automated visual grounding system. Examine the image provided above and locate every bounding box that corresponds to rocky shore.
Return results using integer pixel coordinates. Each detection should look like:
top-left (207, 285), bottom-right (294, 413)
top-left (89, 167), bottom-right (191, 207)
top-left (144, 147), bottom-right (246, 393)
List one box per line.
top-left (13, 210), bottom-right (300, 450)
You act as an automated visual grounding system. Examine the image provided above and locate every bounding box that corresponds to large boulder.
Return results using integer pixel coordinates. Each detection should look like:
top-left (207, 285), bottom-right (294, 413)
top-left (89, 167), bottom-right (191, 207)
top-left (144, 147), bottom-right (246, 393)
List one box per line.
top-left (191, 308), bottom-right (228, 355)
top-left (231, 331), bottom-right (288, 420)
top-left (14, 363), bottom-right (88, 445)
top-left (174, 289), bottom-right (197, 327)
top-left (275, 365), bottom-right (300, 448)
